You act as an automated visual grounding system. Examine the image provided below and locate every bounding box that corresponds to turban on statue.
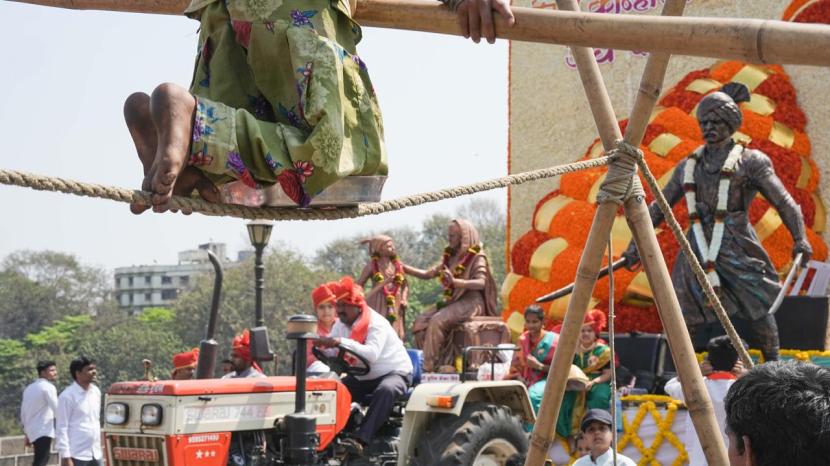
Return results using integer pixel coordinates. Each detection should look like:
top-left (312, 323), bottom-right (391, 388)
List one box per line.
top-left (360, 234), bottom-right (393, 256)
top-left (695, 82), bottom-right (751, 132)
top-left (330, 276), bottom-right (367, 308)
top-left (232, 330), bottom-right (253, 362)
top-left (171, 348), bottom-right (199, 378)
top-left (311, 283), bottom-right (336, 307)
top-left (583, 309), bottom-right (607, 337)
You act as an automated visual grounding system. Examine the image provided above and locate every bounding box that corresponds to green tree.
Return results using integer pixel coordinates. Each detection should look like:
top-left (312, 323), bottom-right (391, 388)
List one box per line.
top-left (0, 339), bottom-right (31, 435)
top-left (0, 250), bottom-right (110, 339)
top-left (76, 307), bottom-right (184, 388)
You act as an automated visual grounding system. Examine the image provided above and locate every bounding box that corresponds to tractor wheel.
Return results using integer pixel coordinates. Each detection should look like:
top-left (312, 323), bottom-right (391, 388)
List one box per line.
top-left (411, 402), bottom-right (527, 466)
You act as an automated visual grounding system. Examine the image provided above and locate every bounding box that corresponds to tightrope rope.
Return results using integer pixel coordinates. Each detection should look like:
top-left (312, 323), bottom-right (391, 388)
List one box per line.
top-left (0, 156), bottom-right (612, 221)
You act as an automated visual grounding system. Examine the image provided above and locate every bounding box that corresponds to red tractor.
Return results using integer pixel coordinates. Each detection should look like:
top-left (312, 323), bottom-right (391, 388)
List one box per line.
top-left (103, 254), bottom-right (534, 465)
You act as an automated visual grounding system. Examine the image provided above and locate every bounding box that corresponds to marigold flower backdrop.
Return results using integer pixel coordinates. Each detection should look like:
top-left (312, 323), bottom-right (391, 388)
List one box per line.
top-left (505, 0), bottom-right (830, 334)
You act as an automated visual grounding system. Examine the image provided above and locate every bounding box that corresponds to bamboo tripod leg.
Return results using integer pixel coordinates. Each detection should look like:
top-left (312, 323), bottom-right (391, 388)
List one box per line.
top-left (525, 0), bottom-right (728, 463)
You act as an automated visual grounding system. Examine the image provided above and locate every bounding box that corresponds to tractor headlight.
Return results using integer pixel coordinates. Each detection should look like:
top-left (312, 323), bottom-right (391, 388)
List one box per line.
top-left (106, 403), bottom-right (129, 425)
top-left (140, 403), bottom-right (163, 426)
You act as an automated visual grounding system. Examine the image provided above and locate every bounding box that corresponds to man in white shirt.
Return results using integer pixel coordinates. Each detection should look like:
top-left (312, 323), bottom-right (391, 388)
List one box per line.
top-left (316, 276), bottom-right (413, 453)
top-left (20, 361), bottom-right (58, 466)
top-left (664, 335), bottom-right (747, 466)
top-left (573, 409), bottom-right (637, 466)
top-left (55, 356), bottom-right (102, 466)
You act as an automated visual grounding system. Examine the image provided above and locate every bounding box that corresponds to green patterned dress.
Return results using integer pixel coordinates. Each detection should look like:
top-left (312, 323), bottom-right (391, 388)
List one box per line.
top-left (555, 342), bottom-right (612, 439)
top-left (184, 0), bottom-right (387, 206)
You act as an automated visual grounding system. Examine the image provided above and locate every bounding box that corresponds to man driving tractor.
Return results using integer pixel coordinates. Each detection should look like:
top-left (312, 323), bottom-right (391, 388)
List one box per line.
top-left (314, 277), bottom-right (413, 457)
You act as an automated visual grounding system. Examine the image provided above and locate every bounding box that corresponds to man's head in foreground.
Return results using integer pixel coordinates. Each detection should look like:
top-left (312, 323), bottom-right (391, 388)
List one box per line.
top-left (724, 360), bottom-right (830, 466)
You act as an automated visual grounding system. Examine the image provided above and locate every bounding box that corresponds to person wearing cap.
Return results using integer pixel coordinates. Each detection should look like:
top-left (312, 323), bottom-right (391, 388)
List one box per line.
top-left (171, 348), bottom-right (199, 380)
top-left (315, 276), bottom-right (413, 455)
top-left (572, 409), bottom-right (636, 466)
top-left (222, 330), bottom-right (265, 379)
top-left (307, 282), bottom-right (338, 373)
top-left (621, 81), bottom-right (812, 362)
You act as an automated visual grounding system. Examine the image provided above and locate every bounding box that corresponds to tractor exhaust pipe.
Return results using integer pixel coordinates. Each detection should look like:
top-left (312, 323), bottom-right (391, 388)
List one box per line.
top-left (196, 250), bottom-right (223, 379)
top-left (283, 315), bottom-right (320, 465)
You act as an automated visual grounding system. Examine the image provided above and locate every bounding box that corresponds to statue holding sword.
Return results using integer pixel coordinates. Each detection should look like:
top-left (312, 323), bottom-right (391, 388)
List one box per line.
top-left (542, 83), bottom-right (812, 362)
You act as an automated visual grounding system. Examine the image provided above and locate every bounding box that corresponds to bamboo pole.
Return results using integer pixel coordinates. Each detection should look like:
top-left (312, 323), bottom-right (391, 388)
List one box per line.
top-left (10, 0), bottom-right (830, 66)
top-left (524, 0), bottom-right (729, 464)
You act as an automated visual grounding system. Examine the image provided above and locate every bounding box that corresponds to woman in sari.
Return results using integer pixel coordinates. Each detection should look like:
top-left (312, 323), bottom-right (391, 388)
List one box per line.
top-left (556, 309), bottom-right (613, 440)
top-left (507, 305), bottom-right (558, 413)
top-left (407, 218), bottom-right (499, 372)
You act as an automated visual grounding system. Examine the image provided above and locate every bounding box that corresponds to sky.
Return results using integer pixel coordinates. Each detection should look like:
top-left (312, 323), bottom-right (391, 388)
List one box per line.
top-left (0, 2), bottom-right (509, 271)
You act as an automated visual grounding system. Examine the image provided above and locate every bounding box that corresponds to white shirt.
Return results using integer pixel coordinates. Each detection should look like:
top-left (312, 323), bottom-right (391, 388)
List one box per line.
top-left (573, 449), bottom-right (637, 466)
top-left (55, 382), bottom-right (102, 461)
top-left (20, 378), bottom-right (58, 441)
top-left (329, 308), bottom-right (413, 381)
top-left (664, 374), bottom-right (735, 466)
top-left (221, 366), bottom-right (265, 379)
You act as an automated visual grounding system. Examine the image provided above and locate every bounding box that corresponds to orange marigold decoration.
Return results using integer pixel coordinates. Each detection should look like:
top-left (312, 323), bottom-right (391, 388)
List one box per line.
top-left (504, 53), bottom-right (828, 332)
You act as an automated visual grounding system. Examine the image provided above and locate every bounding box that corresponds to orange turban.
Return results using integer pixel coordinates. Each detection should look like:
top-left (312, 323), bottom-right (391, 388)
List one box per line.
top-left (330, 276), bottom-right (366, 308)
top-left (312, 283), bottom-right (336, 307)
top-left (583, 309), bottom-right (607, 336)
top-left (232, 330), bottom-right (253, 362)
top-left (172, 348), bottom-right (199, 378)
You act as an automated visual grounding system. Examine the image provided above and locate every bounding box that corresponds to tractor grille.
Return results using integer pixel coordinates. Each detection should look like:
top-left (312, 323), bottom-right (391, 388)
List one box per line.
top-left (107, 434), bottom-right (166, 466)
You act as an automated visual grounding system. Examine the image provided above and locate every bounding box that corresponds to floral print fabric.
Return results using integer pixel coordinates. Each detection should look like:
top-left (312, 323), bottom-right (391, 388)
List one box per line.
top-left (185, 0), bottom-right (387, 206)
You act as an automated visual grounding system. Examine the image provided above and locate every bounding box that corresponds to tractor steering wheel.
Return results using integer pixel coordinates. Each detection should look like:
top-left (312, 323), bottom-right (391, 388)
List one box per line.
top-left (312, 344), bottom-right (371, 376)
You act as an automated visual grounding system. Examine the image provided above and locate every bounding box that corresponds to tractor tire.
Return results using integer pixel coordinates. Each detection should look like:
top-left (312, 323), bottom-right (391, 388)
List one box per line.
top-left (411, 402), bottom-right (527, 466)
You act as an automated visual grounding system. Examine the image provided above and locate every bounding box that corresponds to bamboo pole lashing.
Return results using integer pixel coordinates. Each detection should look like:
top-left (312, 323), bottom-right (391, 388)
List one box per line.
top-left (524, 0), bottom-right (729, 463)
top-left (9, 0), bottom-right (830, 66)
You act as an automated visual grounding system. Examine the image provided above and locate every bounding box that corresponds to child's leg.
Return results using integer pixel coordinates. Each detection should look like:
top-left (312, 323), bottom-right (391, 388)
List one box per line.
top-left (123, 92), bottom-right (158, 214)
top-left (147, 82), bottom-right (197, 212)
top-left (123, 87), bottom-right (221, 214)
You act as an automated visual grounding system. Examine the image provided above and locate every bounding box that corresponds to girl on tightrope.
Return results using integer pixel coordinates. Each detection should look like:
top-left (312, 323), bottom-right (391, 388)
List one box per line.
top-left (124, 0), bottom-right (514, 213)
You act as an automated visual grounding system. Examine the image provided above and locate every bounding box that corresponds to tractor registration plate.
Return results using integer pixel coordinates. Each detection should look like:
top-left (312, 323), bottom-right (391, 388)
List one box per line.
top-left (113, 447), bottom-right (159, 462)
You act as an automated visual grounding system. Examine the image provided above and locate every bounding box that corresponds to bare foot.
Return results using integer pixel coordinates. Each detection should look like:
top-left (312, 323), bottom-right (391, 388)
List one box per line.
top-left (124, 92), bottom-right (157, 214)
top-left (148, 82), bottom-right (197, 212)
top-left (124, 88), bottom-right (221, 214)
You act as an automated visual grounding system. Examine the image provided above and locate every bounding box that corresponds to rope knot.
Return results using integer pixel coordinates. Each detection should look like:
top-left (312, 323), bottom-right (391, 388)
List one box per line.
top-left (596, 140), bottom-right (646, 205)
top-left (613, 140), bottom-right (644, 162)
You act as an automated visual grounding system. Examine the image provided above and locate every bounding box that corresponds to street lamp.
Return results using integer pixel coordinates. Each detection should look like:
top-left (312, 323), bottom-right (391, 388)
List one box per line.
top-left (247, 220), bottom-right (273, 328)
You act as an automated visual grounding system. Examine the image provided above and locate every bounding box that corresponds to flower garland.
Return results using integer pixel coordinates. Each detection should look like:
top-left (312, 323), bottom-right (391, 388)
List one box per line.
top-left (437, 245), bottom-right (481, 309)
top-left (683, 143), bottom-right (743, 292)
top-left (371, 253), bottom-right (405, 323)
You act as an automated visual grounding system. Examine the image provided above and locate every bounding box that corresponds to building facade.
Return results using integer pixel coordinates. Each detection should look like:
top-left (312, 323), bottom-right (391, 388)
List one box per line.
top-left (114, 243), bottom-right (246, 314)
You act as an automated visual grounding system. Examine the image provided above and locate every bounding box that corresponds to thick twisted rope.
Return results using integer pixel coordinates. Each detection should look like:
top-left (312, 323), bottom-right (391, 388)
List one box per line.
top-left (0, 156), bottom-right (612, 221)
top-left (630, 150), bottom-right (754, 368)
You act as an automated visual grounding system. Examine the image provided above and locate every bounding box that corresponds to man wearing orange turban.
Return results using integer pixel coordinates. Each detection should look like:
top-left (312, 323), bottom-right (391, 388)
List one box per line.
top-left (171, 348), bottom-right (199, 380)
top-left (307, 282), bottom-right (337, 373)
top-left (222, 330), bottom-right (265, 379)
top-left (315, 276), bottom-right (412, 454)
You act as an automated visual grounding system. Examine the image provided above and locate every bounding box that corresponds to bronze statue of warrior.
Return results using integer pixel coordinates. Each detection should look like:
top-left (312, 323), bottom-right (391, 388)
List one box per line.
top-left (622, 82), bottom-right (813, 362)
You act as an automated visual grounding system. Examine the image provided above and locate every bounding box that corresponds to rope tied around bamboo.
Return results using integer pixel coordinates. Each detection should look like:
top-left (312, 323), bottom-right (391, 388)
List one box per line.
top-left (0, 155), bottom-right (613, 221)
top-left (597, 139), bottom-right (647, 205)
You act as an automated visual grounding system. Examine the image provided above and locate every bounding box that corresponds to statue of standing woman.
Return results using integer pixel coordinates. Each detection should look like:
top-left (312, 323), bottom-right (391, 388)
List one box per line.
top-left (623, 82), bottom-right (812, 362)
top-left (357, 235), bottom-right (409, 340)
top-left (407, 218), bottom-right (499, 372)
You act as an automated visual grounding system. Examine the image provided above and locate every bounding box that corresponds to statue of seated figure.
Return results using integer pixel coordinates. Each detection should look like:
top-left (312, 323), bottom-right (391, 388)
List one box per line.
top-left (406, 218), bottom-right (501, 372)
